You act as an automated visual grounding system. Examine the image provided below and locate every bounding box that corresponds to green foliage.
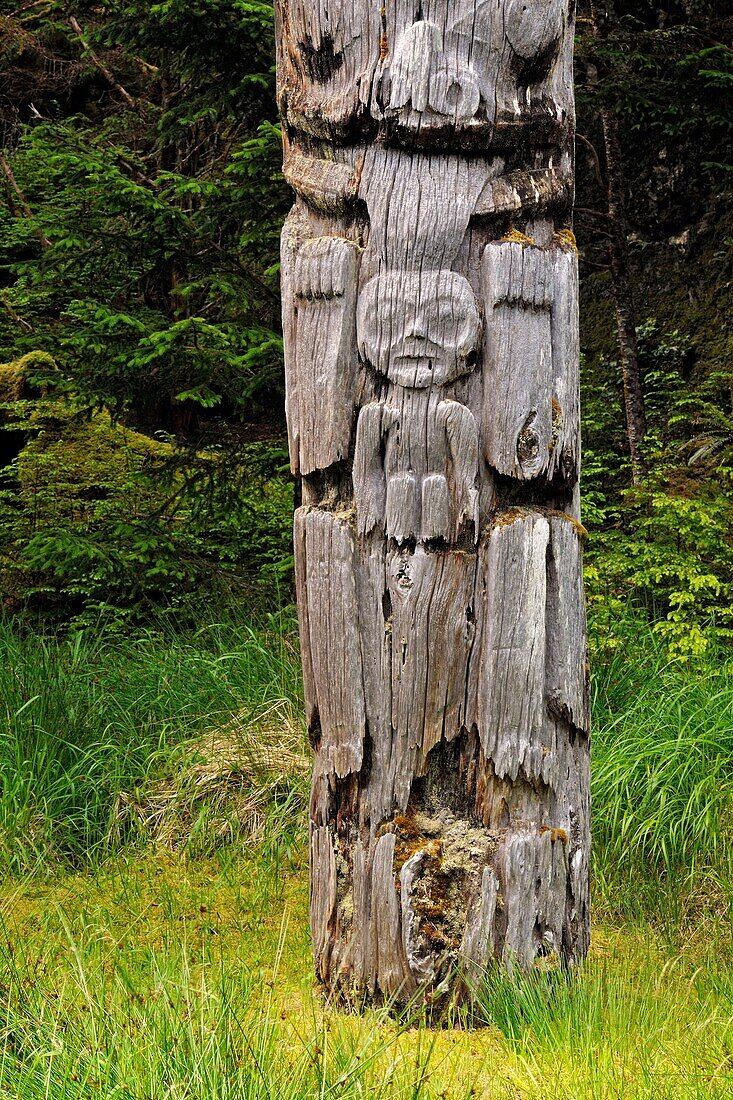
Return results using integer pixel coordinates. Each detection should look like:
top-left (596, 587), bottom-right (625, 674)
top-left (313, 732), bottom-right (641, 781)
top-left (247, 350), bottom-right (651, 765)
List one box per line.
top-left (582, 313), bottom-right (733, 655)
top-left (0, 0), bottom-right (731, 647)
top-left (575, 3), bottom-right (733, 231)
top-left (1, 110), bottom-right (286, 423)
top-left (0, 374), bottom-right (294, 620)
top-left (586, 491), bottom-right (733, 655)
top-left (3, 869), bottom-right (733, 1100)
top-left (590, 616), bottom-right (733, 878)
top-left (0, 2), bottom-right (296, 619)
top-left (2, 607), bottom-right (732, 920)
top-left (0, 912), bottom-right (456, 1099)
top-left (1, 615), bottom-right (733, 1098)
top-left (574, 4), bottom-right (733, 656)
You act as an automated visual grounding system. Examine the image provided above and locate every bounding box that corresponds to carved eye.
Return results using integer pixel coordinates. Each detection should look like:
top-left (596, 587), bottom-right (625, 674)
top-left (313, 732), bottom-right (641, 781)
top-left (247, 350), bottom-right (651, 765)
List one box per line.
top-left (445, 80), bottom-right (461, 108)
top-left (429, 67), bottom-right (481, 121)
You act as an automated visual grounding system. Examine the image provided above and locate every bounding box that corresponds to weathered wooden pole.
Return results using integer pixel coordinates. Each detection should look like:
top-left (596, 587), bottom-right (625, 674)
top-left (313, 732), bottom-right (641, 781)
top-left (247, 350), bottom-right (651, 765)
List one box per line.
top-left (277, 0), bottom-right (590, 1002)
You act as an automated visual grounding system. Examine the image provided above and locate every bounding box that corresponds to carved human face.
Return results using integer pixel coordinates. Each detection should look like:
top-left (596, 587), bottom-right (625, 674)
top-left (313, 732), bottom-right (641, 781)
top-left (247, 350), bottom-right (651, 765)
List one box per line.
top-left (357, 271), bottom-right (481, 388)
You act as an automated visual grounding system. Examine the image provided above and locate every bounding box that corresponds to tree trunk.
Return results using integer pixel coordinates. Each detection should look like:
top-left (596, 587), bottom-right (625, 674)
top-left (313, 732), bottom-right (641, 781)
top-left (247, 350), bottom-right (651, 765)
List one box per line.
top-left (600, 107), bottom-right (647, 484)
top-left (589, 1), bottom-right (647, 484)
top-left (277, 0), bottom-right (590, 1004)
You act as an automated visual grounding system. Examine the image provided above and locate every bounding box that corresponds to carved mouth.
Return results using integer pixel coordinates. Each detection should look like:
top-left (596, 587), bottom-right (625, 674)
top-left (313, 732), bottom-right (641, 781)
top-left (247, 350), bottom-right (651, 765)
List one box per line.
top-left (393, 355), bottom-right (436, 371)
top-left (396, 345), bottom-right (443, 361)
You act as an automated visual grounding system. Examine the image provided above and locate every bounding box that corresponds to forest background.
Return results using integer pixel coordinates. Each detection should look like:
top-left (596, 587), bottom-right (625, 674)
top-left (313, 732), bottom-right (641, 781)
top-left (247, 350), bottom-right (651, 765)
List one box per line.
top-left (0, 0), bottom-right (731, 656)
top-left (1, 4), bottom-right (733, 1097)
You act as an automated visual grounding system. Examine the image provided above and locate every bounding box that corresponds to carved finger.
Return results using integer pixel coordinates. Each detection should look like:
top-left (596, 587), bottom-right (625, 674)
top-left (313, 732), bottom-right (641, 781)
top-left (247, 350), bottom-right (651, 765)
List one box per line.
top-left (292, 236), bottom-right (357, 300)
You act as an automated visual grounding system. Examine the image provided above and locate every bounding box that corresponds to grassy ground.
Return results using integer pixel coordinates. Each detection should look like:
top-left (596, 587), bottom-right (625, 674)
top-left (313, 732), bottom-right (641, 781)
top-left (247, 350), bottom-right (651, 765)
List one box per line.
top-left (1, 610), bottom-right (732, 1098)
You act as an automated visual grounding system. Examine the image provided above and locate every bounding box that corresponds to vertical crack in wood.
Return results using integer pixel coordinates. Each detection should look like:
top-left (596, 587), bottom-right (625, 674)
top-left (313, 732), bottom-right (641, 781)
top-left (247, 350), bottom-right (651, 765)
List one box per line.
top-left (279, 0), bottom-right (588, 1006)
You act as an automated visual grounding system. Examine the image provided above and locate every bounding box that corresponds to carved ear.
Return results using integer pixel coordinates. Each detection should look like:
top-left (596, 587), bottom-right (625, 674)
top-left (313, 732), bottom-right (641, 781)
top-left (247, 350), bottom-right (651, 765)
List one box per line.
top-left (387, 21), bottom-right (440, 113)
top-left (492, 0), bottom-right (571, 134)
top-left (282, 234), bottom-right (360, 475)
top-left (386, 20), bottom-right (481, 121)
top-left (504, 0), bottom-right (567, 61)
top-left (480, 239), bottom-right (579, 489)
top-left (292, 235), bottom-right (359, 300)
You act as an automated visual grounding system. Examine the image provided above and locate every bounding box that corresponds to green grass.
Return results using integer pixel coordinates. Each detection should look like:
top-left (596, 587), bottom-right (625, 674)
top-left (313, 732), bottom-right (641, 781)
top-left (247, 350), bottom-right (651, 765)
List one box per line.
top-left (1, 852), bottom-right (732, 1099)
top-left (590, 620), bottom-right (733, 927)
top-left (0, 608), bottom-right (303, 873)
top-left (0, 609), bottom-right (732, 1097)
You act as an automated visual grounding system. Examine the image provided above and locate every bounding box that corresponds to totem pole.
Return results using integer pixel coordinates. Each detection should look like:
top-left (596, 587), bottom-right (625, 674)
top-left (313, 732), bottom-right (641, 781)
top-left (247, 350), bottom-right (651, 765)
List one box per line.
top-left (277, 0), bottom-right (590, 1001)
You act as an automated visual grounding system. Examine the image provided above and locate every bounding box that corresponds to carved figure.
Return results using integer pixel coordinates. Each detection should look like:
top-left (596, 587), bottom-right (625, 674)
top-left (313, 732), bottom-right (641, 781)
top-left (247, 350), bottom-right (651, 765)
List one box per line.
top-left (482, 239), bottom-right (580, 482)
top-left (281, 224), bottom-right (360, 475)
top-left (354, 270), bottom-right (480, 543)
top-left (504, 0), bottom-right (566, 61)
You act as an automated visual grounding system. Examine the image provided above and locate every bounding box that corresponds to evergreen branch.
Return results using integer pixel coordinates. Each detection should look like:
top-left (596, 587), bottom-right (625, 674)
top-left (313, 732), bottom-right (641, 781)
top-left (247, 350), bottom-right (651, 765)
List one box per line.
top-left (1, 293), bottom-right (33, 332)
top-left (0, 151), bottom-right (51, 248)
top-left (576, 133), bottom-right (606, 189)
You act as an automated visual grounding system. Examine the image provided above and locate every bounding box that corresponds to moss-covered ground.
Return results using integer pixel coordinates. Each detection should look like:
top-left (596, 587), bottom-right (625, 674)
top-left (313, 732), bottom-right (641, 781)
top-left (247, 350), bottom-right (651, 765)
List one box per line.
top-left (2, 846), bottom-right (733, 1099)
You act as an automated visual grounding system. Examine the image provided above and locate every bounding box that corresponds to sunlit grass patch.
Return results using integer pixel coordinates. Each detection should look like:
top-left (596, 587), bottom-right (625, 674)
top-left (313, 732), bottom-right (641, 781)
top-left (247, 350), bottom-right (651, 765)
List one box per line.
top-left (470, 932), bottom-right (733, 1099)
top-left (588, 616), bottom-right (733, 932)
top-left (593, 661), bottom-right (733, 873)
top-left (2, 853), bottom-right (733, 1100)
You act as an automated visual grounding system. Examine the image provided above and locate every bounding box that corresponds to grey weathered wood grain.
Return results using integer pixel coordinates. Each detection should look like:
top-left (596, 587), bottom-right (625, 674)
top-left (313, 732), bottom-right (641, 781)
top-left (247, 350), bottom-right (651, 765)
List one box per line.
top-left (360, 150), bottom-right (491, 270)
top-left (275, 0), bottom-right (380, 138)
top-left (282, 145), bottom-right (363, 214)
top-left (401, 850), bottom-right (437, 984)
top-left (387, 545), bottom-right (476, 760)
top-left (475, 511), bottom-right (551, 783)
top-left (501, 829), bottom-right (567, 972)
top-left (482, 242), bottom-right (555, 480)
top-left (282, 233), bottom-right (360, 476)
top-left (460, 865), bottom-right (500, 976)
top-left (473, 167), bottom-right (573, 221)
top-left (278, 0), bottom-right (589, 1004)
top-left (546, 514), bottom-right (590, 733)
top-left (310, 824), bottom-right (337, 982)
top-left (370, 833), bottom-right (415, 997)
top-left (293, 507), bottom-right (365, 778)
top-left (548, 246), bottom-right (581, 483)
